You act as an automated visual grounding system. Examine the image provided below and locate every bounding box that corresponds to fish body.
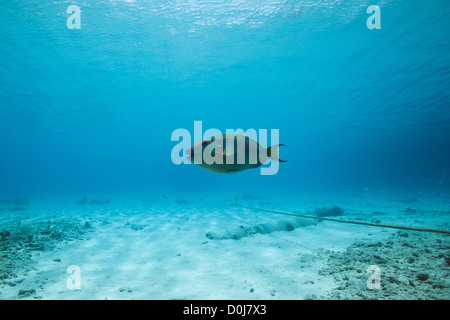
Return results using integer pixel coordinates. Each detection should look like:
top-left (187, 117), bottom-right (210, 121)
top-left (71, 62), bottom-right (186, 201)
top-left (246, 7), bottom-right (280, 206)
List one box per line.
top-left (186, 134), bottom-right (285, 174)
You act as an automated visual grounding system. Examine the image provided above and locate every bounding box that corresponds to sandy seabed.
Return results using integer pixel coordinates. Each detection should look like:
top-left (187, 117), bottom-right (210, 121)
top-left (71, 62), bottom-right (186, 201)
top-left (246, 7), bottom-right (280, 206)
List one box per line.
top-left (0, 191), bottom-right (449, 300)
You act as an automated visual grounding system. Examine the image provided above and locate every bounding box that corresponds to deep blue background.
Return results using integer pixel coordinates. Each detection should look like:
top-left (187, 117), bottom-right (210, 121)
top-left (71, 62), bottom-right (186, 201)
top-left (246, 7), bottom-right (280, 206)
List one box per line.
top-left (1, 0), bottom-right (449, 196)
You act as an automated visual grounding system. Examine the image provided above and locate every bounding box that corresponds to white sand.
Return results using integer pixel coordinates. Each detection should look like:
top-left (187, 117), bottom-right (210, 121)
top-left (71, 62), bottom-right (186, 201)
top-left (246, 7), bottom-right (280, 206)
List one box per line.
top-left (0, 191), bottom-right (448, 299)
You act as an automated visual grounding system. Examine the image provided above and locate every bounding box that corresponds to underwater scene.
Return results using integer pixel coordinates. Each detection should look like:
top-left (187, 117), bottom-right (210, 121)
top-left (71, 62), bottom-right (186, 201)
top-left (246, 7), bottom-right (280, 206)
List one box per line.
top-left (1, 0), bottom-right (450, 301)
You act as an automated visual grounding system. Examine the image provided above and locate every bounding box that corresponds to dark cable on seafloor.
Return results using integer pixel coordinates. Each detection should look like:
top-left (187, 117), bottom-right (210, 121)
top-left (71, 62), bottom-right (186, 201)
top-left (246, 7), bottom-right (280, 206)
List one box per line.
top-left (236, 204), bottom-right (450, 235)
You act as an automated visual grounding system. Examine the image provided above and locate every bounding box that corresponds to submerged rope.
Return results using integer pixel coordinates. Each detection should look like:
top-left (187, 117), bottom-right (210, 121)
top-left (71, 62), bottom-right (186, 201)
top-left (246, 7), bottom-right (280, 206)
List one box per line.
top-left (237, 205), bottom-right (450, 235)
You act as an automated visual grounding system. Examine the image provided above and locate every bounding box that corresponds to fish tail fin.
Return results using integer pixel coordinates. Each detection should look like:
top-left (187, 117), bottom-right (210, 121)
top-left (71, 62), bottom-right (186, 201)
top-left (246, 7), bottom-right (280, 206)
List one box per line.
top-left (267, 144), bottom-right (287, 162)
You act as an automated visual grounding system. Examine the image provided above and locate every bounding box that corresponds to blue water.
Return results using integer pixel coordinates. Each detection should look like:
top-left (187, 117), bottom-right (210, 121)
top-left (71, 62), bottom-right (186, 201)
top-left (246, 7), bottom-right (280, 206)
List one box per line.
top-left (1, 0), bottom-right (450, 196)
top-left (2, 1), bottom-right (450, 302)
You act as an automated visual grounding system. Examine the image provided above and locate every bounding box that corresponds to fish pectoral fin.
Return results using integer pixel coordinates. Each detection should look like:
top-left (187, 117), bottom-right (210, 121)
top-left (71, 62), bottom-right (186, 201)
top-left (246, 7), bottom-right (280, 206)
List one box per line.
top-left (222, 144), bottom-right (232, 157)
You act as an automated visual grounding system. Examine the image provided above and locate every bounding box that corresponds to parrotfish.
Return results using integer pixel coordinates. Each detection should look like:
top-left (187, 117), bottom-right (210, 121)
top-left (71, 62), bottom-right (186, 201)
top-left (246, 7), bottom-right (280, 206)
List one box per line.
top-left (186, 134), bottom-right (286, 174)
